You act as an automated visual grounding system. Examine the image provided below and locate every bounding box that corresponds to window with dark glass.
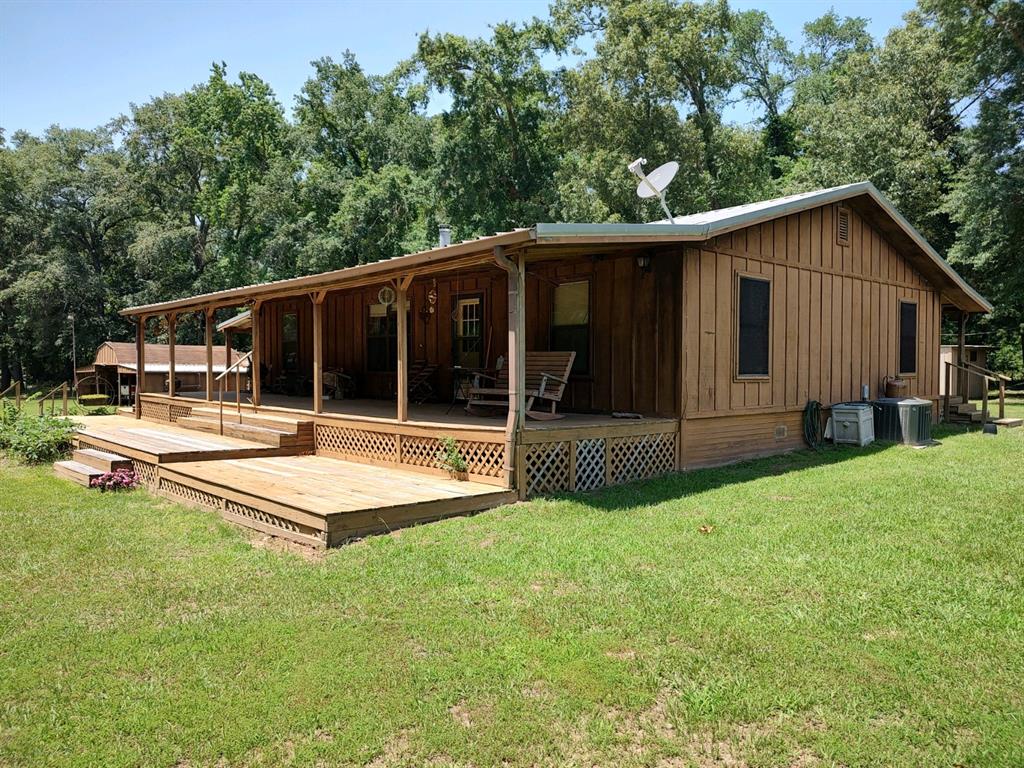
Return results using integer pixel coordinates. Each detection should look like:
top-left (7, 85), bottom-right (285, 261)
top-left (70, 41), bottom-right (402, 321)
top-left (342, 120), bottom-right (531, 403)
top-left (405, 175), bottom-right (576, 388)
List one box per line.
top-left (551, 280), bottom-right (590, 375)
top-left (367, 304), bottom-right (397, 372)
top-left (736, 276), bottom-right (770, 377)
top-left (282, 312), bottom-right (298, 371)
top-left (899, 300), bottom-right (917, 375)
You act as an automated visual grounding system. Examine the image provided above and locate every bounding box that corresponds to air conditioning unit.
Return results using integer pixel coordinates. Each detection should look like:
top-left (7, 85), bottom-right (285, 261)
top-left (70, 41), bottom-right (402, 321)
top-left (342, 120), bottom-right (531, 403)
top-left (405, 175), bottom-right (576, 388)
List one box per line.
top-left (872, 397), bottom-right (933, 445)
top-left (830, 402), bottom-right (875, 446)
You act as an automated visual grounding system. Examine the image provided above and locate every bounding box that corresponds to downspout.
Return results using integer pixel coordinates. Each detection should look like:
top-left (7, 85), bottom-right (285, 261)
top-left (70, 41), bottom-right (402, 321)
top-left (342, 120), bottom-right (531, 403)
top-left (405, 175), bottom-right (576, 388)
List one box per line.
top-left (493, 245), bottom-right (523, 493)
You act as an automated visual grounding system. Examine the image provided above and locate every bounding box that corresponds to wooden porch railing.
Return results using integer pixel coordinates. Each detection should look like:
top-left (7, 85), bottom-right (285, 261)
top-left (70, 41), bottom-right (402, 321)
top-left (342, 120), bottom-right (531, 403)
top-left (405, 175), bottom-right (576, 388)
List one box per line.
top-left (943, 361), bottom-right (1004, 425)
top-left (0, 381), bottom-right (22, 411)
top-left (37, 382), bottom-right (69, 417)
top-left (216, 350), bottom-right (253, 435)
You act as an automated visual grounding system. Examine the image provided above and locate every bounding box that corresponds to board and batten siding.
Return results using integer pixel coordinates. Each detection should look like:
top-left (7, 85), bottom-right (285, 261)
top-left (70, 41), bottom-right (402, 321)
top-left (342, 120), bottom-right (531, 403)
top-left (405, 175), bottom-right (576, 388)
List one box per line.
top-left (681, 203), bottom-right (942, 468)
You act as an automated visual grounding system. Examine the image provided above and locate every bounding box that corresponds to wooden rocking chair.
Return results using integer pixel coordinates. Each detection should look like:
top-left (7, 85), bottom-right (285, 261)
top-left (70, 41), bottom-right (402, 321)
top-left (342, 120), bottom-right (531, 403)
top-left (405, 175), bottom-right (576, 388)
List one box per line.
top-left (466, 351), bottom-right (576, 420)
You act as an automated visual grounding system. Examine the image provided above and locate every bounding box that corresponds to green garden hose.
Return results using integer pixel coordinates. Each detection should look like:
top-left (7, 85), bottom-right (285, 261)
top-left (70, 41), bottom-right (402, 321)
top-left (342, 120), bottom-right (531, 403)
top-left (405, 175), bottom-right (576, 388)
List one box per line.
top-left (803, 400), bottom-right (824, 449)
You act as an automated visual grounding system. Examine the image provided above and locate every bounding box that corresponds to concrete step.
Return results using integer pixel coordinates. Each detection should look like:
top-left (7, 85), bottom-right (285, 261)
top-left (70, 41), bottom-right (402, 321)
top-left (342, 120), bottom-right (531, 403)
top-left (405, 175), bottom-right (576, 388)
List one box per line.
top-left (54, 460), bottom-right (104, 487)
top-left (73, 448), bottom-right (131, 473)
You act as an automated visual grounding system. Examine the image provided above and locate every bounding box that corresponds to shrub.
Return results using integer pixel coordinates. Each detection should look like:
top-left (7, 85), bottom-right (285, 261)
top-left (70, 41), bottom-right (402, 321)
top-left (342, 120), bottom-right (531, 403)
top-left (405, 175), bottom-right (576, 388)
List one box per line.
top-left (90, 468), bottom-right (139, 492)
top-left (0, 411), bottom-right (76, 463)
top-left (436, 435), bottom-right (468, 474)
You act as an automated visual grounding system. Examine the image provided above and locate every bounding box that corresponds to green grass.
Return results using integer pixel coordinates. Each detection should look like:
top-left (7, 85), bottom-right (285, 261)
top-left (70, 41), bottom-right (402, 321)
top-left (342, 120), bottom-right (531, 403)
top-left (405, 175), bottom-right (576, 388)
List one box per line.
top-left (2, 425), bottom-right (1023, 767)
top-left (971, 389), bottom-right (1024, 421)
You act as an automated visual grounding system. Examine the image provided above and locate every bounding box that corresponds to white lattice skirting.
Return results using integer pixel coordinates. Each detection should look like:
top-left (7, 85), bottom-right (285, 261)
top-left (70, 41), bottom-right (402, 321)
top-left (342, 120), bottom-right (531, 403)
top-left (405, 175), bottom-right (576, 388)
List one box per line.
top-left (523, 431), bottom-right (677, 496)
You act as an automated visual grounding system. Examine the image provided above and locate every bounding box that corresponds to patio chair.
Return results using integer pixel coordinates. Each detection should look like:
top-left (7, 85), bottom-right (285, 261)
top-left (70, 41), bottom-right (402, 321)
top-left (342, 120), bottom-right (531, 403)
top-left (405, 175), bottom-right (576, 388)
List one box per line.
top-left (466, 350), bottom-right (576, 420)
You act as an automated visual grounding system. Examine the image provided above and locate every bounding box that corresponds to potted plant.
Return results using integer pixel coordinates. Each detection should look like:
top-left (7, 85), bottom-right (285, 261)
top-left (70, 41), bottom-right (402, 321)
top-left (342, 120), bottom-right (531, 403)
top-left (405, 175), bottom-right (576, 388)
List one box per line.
top-left (436, 436), bottom-right (469, 481)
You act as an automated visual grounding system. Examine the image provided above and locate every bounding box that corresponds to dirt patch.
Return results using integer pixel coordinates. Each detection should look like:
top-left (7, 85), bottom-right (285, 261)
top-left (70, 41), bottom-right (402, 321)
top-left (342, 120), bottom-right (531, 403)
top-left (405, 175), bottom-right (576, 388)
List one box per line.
top-left (367, 729), bottom-right (413, 768)
top-left (245, 531), bottom-right (325, 562)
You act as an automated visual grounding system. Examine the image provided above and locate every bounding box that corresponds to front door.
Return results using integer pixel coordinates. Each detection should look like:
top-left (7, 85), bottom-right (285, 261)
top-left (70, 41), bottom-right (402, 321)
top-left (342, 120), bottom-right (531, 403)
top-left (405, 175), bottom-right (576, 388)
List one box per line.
top-left (452, 295), bottom-right (484, 370)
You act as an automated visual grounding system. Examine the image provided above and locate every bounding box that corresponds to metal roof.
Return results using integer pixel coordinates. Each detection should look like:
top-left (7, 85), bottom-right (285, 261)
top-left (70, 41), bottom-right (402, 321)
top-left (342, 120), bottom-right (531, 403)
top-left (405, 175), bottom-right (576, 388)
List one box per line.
top-left (120, 181), bottom-right (990, 316)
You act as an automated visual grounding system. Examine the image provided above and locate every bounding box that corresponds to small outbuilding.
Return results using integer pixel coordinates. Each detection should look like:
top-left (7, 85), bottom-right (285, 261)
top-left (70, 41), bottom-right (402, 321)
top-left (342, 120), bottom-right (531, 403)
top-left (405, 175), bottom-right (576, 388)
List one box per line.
top-left (77, 342), bottom-right (248, 404)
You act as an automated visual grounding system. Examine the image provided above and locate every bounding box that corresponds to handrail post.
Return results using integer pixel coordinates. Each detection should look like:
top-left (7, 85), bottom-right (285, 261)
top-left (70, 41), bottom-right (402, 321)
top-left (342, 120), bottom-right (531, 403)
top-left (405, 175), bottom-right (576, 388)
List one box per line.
top-left (981, 379), bottom-right (989, 426)
top-left (999, 379), bottom-right (1005, 420)
top-left (16, 381), bottom-right (21, 411)
top-left (943, 362), bottom-right (951, 423)
top-left (62, 382), bottom-right (68, 416)
top-left (236, 365), bottom-right (241, 422)
top-left (219, 377), bottom-right (224, 436)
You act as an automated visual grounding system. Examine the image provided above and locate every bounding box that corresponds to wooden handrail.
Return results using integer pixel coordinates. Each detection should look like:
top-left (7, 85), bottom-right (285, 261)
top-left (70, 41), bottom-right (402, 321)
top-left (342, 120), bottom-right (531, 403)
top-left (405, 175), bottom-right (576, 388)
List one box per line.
top-left (36, 382), bottom-right (69, 417)
top-left (0, 381), bottom-right (22, 410)
top-left (215, 350), bottom-right (253, 381)
top-left (217, 350), bottom-right (254, 435)
top-left (943, 361), bottom-right (1004, 423)
top-left (963, 361), bottom-right (1011, 382)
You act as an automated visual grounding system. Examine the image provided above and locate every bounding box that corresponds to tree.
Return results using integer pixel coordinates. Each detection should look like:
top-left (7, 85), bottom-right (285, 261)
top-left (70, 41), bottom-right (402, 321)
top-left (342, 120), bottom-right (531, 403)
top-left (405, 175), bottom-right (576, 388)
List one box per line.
top-left (732, 10), bottom-right (796, 174)
top-left (417, 21), bottom-right (559, 234)
top-left (0, 127), bottom-right (141, 384)
top-left (924, 0), bottom-right (1024, 372)
top-left (121, 63), bottom-right (293, 301)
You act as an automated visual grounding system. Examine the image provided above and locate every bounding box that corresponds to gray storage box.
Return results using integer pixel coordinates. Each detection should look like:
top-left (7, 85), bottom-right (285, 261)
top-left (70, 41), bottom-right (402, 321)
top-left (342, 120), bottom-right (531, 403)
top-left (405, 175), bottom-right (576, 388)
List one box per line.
top-left (872, 397), bottom-right (933, 445)
top-left (831, 402), bottom-right (875, 446)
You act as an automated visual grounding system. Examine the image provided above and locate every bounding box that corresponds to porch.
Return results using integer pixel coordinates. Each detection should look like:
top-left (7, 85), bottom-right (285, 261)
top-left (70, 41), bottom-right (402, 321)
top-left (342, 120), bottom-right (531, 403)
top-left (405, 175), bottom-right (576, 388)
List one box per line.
top-left (135, 391), bottom-right (680, 499)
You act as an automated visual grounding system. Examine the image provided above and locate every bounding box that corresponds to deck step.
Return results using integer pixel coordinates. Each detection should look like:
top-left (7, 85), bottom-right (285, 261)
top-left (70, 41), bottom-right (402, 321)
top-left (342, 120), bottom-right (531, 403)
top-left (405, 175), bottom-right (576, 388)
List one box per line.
top-left (952, 402), bottom-right (977, 414)
top-left (73, 448), bottom-right (132, 472)
top-left (174, 415), bottom-right (297, 447)
top-left (992, 417), bottom-right (1023, 428)
top-left (53, 460), bottom-right (104, 487)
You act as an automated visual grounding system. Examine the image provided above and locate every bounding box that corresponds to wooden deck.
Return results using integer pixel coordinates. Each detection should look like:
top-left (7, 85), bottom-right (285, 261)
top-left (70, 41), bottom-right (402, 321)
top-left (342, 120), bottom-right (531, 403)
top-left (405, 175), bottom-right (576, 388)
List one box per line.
top-left (172, 391), bottom-right (674, 431)
top-left (68, 414), bottom-right (516, 547)
top-left (161, 455), bottom-right (515, 547)
top-left (72, 414), bottom-right (300, 463)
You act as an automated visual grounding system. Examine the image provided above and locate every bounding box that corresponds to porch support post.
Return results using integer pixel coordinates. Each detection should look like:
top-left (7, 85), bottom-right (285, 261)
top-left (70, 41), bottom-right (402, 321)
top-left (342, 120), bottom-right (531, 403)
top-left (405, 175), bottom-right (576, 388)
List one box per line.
top-left (494, 246), bottom-right (525, 493)
top-left (166, 312), bottom-right (176, 398)
top-left (134, 315), bottom-right (145, 419)
top-left (958, 310), bottom-right (967, 400)
top-left (311, 291), bottom-right (325, 415)
top-left (395, 276), bottom-right (412, 422)
top-left (224, 329), bottom-right (232, 396)
top-left (251, 301), bottom-right (262, 408)
top-left (205, 308), bottom-right (214, 401)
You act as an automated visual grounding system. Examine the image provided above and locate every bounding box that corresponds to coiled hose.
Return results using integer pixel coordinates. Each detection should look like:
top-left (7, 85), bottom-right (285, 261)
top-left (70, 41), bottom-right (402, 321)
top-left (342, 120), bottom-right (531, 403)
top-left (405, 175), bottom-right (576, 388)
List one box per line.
top-left (803, 400), bottom-right (824, 449)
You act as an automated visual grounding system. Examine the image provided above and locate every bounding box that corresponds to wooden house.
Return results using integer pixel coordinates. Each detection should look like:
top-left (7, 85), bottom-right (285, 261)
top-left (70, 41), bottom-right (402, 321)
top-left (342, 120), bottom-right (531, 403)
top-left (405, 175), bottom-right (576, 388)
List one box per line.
top-left (64, 181), bottom-right (991, 546)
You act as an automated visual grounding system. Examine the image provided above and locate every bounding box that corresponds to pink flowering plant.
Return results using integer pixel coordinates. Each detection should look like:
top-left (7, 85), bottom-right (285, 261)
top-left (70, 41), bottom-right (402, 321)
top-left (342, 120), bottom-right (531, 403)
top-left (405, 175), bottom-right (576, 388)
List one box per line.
top-left (90, 468), bottom-right (140, 492)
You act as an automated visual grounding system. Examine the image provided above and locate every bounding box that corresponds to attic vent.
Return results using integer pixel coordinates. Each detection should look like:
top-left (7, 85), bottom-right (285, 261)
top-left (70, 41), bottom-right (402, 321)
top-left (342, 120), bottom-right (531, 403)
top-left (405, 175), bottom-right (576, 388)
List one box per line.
top-left (836, 206), bottom-right (851, 246)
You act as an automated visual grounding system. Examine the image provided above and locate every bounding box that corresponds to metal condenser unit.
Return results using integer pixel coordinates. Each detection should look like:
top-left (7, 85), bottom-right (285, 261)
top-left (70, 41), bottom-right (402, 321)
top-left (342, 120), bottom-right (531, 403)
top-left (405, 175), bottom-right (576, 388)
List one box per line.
top-left (872, 397), bottom-right (933, 445)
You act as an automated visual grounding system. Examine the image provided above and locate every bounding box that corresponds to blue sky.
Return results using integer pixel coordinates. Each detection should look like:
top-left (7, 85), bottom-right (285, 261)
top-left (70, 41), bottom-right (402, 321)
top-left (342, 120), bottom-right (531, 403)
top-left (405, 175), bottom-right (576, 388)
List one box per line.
top-left (1, 0), bottom-right (916, 137)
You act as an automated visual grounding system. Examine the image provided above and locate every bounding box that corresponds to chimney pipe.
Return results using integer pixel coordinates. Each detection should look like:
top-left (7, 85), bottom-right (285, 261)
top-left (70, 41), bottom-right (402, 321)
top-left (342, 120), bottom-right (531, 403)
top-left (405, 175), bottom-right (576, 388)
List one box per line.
top-left (438, 225), bottom-right (451, 248)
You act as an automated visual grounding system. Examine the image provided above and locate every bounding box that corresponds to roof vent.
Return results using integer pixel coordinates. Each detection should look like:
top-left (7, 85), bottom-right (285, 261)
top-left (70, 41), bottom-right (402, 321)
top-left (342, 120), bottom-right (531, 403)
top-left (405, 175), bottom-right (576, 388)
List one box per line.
top-left (836, 207), bottom-right (850, 246)
top-left (438, 225), bottom-right (451, 248)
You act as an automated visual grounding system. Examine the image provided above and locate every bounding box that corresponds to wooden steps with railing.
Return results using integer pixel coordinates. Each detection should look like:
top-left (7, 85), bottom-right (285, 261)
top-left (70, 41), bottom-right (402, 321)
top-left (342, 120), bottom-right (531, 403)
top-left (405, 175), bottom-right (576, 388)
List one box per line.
top-left (943, 362), bottom-right (1022, 428)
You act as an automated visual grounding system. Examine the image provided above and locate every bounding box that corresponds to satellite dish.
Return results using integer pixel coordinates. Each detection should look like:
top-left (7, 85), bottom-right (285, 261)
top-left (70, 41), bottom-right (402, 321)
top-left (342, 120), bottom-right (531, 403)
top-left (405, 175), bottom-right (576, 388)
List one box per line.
top-left (628, 158), bottom-right (678, 220)
top-left (378, 286), bottom-right (396, 306)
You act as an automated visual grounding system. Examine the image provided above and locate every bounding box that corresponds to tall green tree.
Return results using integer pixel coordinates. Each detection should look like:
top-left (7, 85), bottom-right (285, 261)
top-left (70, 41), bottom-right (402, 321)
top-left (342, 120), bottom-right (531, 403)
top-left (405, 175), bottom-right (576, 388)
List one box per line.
top-left (417, 21), bottom-right (560, 234)
top-left (925, 0), bottom-right (1024, 371)
top-left (121, 63), bottom-right (293, 301)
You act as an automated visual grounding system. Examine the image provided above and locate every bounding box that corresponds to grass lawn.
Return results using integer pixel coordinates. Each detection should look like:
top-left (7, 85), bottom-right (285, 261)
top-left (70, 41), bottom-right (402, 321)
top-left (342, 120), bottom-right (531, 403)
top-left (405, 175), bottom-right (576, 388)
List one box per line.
top-left (1, 424), bottom-right (1023, 767)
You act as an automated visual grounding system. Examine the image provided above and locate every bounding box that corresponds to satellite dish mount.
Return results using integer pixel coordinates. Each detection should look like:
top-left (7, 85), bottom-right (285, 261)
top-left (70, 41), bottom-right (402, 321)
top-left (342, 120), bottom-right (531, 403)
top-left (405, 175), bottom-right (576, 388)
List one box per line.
top-left (629, 158), bottom-right (678, 221)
